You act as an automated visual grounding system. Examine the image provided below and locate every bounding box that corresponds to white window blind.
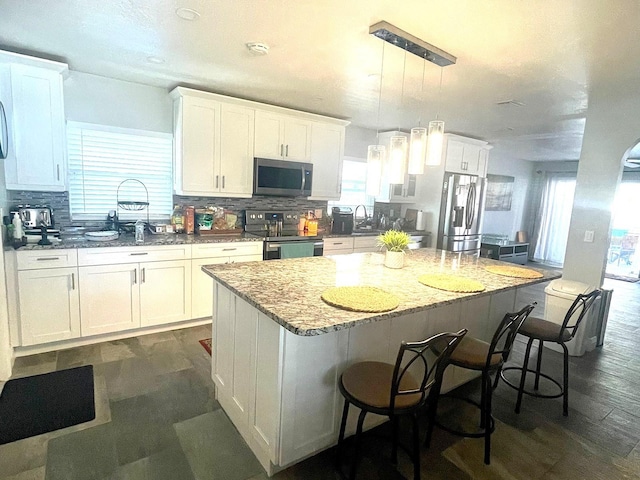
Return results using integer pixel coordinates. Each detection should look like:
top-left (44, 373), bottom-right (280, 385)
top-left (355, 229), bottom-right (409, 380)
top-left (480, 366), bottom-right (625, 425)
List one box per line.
top-left (67, 122), bottom-right (173, 221)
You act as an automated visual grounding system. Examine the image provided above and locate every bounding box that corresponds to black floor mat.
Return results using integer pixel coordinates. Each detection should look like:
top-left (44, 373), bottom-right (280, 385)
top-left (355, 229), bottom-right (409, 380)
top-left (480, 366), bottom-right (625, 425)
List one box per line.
top-left (0, 365), bottom-right (95, 445)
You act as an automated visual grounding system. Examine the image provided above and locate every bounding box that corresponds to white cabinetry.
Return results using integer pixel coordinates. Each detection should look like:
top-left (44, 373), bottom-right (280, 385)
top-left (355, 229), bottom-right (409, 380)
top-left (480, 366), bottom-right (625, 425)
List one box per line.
top-left (308, 122), bottom-right (345, 200)
top-left (78, 245), bottom-right (191, 336)
top-left (172, 88), bottom-right (254, 197)
top-left (352, 235), bottom-right (379, 253)
top-left (323, 237), bottom-right (354, 255)
top-left (15, 250), bottom-right (79, 346)
top-left (1, 54), bottom-right (68, 191)
top-left (254, 111), bottom-right (311, 161)
top-left (191, 242), bottom-right (263, 319)
top-left (443, 134), bottom-right (490, 177)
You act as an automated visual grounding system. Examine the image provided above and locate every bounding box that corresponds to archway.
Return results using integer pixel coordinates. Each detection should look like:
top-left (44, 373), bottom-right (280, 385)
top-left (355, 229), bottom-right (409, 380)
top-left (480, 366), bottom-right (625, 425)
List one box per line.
top-left (604, 141), bottom-right (640, 281)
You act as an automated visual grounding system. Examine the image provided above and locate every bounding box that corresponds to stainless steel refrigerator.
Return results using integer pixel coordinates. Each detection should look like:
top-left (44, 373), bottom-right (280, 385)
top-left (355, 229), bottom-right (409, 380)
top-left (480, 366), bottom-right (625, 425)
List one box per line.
top-left (436, 173), bottom-right (485, 255)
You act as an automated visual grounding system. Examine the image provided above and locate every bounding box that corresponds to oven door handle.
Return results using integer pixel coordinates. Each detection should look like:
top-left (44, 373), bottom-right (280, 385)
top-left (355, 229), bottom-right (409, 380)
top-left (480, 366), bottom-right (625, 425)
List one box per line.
top-left (265, 241), bottom-right (323, 252)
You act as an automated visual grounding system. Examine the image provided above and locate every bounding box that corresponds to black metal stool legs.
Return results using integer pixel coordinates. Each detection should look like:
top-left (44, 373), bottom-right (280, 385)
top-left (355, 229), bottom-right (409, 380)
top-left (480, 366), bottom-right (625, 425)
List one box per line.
top-left (411, 412), bottom-right (420, 480)
top-left (336, 398), bottom-right (350, 470)
top-left (562, 343), bottom-right (570, 416)
top-left (484, 372), bottom-right (494, 465)
top-left (515, 337), bottom-right (535, 414)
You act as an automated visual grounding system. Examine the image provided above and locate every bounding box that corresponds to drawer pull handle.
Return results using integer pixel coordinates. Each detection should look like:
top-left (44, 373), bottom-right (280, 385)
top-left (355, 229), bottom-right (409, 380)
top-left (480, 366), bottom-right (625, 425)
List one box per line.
top-left (37, 257), bottom-right (60, 261)
top-left (333, 242), bottom-right (343, 245)
top-left (222, 248), bottom-right (237, 251)
top-left (129, 252), bottom-right (148, 256)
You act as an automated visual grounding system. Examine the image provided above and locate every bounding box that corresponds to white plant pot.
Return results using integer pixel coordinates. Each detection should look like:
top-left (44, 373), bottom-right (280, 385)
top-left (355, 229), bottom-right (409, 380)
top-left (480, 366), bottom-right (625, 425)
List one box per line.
top-left (384, 250), bottom-right (405, 269)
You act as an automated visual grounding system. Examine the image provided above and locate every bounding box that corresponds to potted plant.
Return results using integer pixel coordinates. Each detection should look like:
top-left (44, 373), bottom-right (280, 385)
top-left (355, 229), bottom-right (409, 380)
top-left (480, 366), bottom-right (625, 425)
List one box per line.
top-left (377, 230), bottom-right (411, 268)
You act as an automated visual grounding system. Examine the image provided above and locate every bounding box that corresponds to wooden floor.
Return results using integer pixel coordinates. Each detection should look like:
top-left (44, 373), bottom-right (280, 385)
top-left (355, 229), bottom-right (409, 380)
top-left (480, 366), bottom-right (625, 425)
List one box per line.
top-left (285, 276), bottom-right (640, 480)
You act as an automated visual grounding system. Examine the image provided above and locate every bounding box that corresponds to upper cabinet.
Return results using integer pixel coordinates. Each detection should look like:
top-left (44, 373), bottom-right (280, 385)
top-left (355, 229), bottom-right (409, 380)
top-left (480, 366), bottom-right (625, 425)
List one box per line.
top-left (443, 134), bottom-right (491, 177)
top-left (1, 52), bottom-right (68, 191)
top-left (308, 122), bottom-right (345, 200)
top-left (172, 88), bottom-right (254, 197)
top-left (172, 86), bottom-right (349, 199)
top-left (254, 111), bottom-right (311, 161)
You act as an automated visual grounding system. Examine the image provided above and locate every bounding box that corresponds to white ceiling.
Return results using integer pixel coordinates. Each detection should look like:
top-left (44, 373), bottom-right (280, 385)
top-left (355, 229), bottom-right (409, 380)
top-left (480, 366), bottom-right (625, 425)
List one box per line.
top-left (2, 0), bottom-right (640, 162)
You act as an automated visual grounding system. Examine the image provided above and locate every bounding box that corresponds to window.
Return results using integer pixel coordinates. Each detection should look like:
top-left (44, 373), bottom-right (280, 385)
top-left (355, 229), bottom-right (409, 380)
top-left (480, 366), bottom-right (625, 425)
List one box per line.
top-left (328, 159), bottom-right (375, 215)
top-left (67, 122), bottom-right (173, 221)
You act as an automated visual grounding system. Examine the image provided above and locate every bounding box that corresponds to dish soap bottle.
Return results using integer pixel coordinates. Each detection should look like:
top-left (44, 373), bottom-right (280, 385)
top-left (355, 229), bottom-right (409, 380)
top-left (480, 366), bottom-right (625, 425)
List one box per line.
top-left (12, 212), bottom-right (23, 240)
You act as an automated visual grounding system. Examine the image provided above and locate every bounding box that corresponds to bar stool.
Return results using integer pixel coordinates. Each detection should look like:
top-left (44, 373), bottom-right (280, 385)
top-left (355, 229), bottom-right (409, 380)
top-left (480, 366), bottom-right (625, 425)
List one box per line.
top-left (426, 304), bottom-right (536, 465)
top-left (335, 329), bottom-right (467, 480)
top-left (501, 289), bottom-right (601, 416)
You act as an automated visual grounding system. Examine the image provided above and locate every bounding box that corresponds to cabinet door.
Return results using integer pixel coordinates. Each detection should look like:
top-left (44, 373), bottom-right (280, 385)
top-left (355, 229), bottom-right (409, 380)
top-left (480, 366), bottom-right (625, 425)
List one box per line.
top-left (254, 110), bottom-right (284, 159)
top-left (478, 148), bottom-right (489, 177)
top-left (18, 267), bottom-right (80, 346)
top-left (444, 140), bottom-right (465, 174)
top-left (79, 264), bottom-right (140, 336)
top-left (309, 123), bottom-right (344, 200)
top-left (178, 96), bottom-right (220, 195)
top-left (6, 64), bottom-right (66, 191)
top-left (283, 117), bottom-right (311, 161)
top-left (139, 260), bottom-right (192, 327)
top-left (191, 256), bottom-right (228, 320)
top-left (219, 104), bottom-right (254, 196)
top-left (462, 144), bottom-right (481, 174)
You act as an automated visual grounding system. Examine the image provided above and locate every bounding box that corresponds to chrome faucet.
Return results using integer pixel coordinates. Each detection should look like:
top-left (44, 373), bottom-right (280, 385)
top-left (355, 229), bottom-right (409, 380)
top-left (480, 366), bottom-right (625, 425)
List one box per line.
top-left (354, 205), bottom-right (368, 227)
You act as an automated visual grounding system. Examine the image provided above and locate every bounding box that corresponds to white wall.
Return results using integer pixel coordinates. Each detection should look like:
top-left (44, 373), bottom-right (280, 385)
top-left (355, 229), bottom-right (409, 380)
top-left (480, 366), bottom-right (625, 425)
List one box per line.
top-left (64, 71), bottom-right (173, 132)
top-left (344, 125), bottom-right (376, 158)
top-left (482, 155), bottom-right (535, 240)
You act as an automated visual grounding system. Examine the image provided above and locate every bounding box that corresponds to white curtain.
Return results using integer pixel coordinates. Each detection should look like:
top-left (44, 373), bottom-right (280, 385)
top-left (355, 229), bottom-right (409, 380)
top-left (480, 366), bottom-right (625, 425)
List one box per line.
top-left (532, 173), bottom-right (576, 266)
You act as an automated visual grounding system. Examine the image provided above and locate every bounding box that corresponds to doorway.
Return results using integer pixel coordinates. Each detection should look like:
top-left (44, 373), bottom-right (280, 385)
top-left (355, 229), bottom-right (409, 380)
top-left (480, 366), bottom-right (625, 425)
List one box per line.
top-left (605, 181), bottom-right (640, 281)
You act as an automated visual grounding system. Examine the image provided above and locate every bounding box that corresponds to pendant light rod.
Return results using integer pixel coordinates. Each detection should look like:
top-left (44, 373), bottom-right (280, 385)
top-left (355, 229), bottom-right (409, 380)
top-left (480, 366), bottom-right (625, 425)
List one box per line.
top-left (369, 21), bottom-right (456, 67)
top-left (375, 41), bottom-right (385, 141)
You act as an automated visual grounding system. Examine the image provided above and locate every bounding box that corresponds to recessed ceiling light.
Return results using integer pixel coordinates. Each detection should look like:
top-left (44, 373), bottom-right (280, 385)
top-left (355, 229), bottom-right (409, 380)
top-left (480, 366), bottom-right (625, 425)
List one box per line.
top-left (176, 7), bottom-right (200, 21)
top-left (246, 42), bottom-right (269, 55)
top-left (146, 56), bottom-right (165, 64)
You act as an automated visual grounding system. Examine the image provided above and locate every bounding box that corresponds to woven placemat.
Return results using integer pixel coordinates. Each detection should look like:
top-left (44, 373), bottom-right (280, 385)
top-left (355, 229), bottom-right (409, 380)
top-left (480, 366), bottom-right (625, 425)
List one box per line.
top-left (484, 265), bottom-right (544, 279)
top-left (418, 274), bottom-right (486, 293)
top-left (321, 286), bottom-right (400, 313)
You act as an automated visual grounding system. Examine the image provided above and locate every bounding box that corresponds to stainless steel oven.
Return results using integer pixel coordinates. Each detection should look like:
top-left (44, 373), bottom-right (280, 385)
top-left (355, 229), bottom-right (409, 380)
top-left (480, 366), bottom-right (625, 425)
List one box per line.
top-left (245, 209), bottom-right (324, 260)
top-left (263, 238), bottom-right (324, 260)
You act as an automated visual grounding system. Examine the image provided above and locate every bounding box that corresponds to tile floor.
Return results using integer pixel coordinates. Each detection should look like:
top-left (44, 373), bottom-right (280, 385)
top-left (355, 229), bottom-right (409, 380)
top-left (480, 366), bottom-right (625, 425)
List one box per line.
top-left (1, 276), bottom-right (639, 479)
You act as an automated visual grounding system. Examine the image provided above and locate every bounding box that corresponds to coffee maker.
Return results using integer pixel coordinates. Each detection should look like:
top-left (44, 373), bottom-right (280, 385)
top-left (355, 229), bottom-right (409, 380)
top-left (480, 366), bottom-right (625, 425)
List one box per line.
top-left (331, 207), bottom-right (354, 235)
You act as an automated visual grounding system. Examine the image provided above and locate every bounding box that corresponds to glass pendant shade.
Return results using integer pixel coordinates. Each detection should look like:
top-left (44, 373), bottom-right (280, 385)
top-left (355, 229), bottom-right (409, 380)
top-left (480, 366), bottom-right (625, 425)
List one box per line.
top-left (408, 127), bottom-right (427, 174)
top-left (388, 136), bottom-right (408, 184)
top-left (425, 120), bottom-right (444, 166)
top-left (366, 144), bottom-right (386, 196)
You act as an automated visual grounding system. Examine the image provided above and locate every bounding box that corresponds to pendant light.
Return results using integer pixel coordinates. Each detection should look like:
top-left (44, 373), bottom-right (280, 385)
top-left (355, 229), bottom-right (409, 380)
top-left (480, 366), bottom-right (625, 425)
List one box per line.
top-left (388, 47), bottom-right (408, 185)
top-left (366, 42), bottom-right (386, 196)
top-left (408, 56), bottom-right (428, 175)
top-left (425, 68), bottom-right (445, 166)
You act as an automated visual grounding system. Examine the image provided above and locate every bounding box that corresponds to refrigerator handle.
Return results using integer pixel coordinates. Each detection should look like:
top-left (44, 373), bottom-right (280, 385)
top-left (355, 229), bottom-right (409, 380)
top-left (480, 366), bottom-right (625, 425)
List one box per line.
top-left (466, 183), bottom-right (476, 230)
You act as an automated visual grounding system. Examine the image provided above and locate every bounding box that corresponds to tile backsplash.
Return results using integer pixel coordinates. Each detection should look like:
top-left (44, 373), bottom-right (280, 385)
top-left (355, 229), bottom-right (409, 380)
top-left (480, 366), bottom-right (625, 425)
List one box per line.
top-left (7, 190), bottom-right (328, 229)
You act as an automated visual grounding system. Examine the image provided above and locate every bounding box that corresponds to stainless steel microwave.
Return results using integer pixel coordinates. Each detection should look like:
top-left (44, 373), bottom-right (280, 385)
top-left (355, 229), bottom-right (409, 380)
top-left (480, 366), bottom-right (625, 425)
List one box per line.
top-left (253, 158), bottom-right (313, 197)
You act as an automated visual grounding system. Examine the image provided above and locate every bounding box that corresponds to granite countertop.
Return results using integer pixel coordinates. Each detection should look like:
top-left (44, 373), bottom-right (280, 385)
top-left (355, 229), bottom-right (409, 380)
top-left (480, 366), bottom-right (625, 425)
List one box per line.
top-left (203, 249), bottom-right (560, 336)
top-left (15, 232), bottom-right (262, 250)
top-left (323, 230), bottom-right (431, 238)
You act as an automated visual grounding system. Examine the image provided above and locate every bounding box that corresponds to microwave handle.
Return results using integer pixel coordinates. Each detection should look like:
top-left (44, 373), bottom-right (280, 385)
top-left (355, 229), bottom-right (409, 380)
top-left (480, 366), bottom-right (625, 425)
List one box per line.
top-left (300, 166), bottom-right (306, 193)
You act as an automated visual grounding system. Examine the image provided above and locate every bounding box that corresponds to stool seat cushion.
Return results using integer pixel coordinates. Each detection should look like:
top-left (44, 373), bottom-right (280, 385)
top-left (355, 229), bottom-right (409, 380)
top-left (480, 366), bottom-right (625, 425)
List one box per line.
top-left (519, 316), bottom-right (571, 342)
top-left (449, 336), bottom-right (502, 370)
top-left (340, 361), bottom-right (422, 410)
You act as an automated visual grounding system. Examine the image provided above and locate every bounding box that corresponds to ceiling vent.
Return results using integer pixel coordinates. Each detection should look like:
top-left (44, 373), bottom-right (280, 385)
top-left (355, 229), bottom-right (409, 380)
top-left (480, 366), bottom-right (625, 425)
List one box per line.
top-left (246, 43), bottom-right (269, 55)
top-left (496, 99), bottom-right (526, 107)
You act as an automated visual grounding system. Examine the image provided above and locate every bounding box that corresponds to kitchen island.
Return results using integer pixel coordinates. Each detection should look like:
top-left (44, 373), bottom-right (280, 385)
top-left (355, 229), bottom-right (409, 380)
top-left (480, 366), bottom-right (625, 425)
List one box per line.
top-left (203, 249), bottom-right (560, 475)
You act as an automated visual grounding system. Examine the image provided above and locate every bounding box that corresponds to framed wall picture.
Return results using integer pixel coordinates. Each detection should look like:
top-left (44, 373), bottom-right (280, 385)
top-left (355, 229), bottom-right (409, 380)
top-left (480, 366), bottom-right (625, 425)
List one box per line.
top-left (485, 174), bottom-right (514, 211)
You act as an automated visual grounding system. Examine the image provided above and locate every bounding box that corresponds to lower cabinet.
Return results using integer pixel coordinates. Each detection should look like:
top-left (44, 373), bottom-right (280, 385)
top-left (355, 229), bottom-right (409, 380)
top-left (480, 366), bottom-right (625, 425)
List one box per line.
top-left (79, 260), bottom-right (191, 336)
top-left (18, 267), bottom-right (80, 346)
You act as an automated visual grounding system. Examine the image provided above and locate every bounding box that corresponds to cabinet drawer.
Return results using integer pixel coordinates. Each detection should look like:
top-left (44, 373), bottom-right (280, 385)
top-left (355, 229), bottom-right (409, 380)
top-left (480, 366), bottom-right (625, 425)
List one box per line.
top-left (353, 236), bottom-right (379, 249)
top-left (191, 241), bottom-right (263, 259)
top-left (78, 245), bottom-right (190, 266)
top-left (17, 249), bottom-right (78, 270)
top-left (323, 237), bottom-right (354, 250)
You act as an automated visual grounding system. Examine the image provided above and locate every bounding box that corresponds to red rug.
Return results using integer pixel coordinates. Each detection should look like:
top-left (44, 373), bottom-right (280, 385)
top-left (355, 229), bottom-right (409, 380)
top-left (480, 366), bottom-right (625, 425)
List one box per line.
top-left (199, 338), bottom-right (212, 356)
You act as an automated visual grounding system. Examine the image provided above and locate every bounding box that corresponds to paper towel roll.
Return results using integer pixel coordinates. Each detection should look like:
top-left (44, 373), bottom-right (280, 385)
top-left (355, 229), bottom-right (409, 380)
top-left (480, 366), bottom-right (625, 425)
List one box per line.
top-left (416, 210), bottom-right (426, 231)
